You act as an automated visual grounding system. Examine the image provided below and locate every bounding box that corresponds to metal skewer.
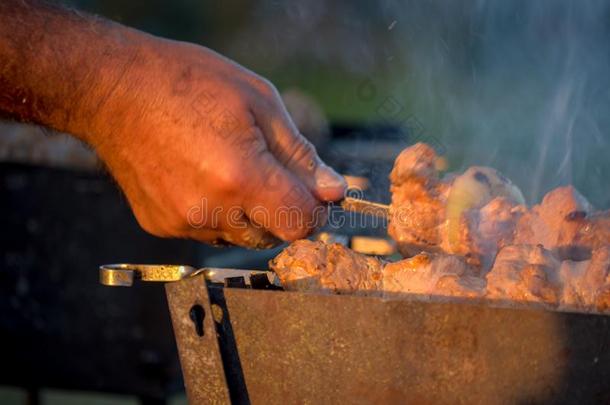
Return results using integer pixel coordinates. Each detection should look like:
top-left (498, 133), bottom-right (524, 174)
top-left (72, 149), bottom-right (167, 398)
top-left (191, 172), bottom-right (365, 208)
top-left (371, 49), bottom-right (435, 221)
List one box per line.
top-left (339, 196), bottom-right (390, 218)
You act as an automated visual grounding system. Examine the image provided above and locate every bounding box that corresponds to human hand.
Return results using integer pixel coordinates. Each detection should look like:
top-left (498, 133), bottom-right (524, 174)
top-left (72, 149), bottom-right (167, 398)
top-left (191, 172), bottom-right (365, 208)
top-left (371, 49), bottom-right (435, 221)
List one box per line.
top-left (87, 37), bottom-right (346, 248)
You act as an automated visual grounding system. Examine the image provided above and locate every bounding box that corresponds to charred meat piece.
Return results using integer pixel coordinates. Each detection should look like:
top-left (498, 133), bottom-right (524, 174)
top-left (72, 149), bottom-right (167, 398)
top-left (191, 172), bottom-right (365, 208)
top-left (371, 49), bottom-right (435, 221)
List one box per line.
top-left (388, 143), bottom-right (448, 256)
top-left (486, 244), bottom-right (610, 312)
top-left (451, 197), bottom-right (526, 271)
top-left (389, 142), bottom-right (441, 183)
top-left (570, 210), bottom-right (610, 258)
top-left (383, 252), bottom-right (485, 299)
top-left (269, 239), bottom-right (384, 295)
top-left (270, 240), bottom-right (485, 299)
top-left (486, 245), bottom-right (561, 308)
top-left (270, 143), bottom-right (610, 314)
top-left (389, 180), bottom-right (446, 256)
top-left (270, 239), bottom-right (610, 313)
top-left (514, 186), bottom-right (596, 260)
top-left (444, 167), bottom-right (525, 255)
top-left (559, 247), bottom-right (610, 312)
top-left (389, 143), bottom-right (525, 268)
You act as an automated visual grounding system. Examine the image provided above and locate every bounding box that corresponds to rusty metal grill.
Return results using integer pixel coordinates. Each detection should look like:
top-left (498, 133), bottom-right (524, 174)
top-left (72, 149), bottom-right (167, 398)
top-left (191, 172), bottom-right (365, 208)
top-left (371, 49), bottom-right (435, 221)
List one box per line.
top-left (164, 272), bottom-right (610, 404)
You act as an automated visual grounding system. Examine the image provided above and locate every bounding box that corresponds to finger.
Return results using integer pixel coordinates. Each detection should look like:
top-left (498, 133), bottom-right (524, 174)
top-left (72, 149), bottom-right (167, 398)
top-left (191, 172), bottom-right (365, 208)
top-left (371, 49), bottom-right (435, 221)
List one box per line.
top-left (218, 207), bottom-right (281, 249)
top-left (249, 84), bottom-right (346, 202)
top-left (184, 227), bottom-right (226, 245)
top-left (242, 146), bottom-right (326, 241)
top-left (183, 192), bottom-right (281, 248)
top-left (185, 222), bottom-right (278, 249)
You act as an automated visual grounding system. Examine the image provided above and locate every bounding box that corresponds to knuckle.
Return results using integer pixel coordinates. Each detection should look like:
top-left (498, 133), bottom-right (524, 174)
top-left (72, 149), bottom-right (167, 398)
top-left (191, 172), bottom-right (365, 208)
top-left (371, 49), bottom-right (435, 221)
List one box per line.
top-left (252, 76), bottom-right (276, 96)
top-left (211, 101), bottom-right (251, 133)
top-left (215, 160), bottom-right (247, 193)
top-left (247, 75), bottom-right (278, 103)
top-left (229, 96), bottom-right (251, 117)
top-left (236, 129), bottom-right (267, 159)
top-left (247, 149), bottom-right (284, 190)
top-left (287, 137), bottom-right (317, 168)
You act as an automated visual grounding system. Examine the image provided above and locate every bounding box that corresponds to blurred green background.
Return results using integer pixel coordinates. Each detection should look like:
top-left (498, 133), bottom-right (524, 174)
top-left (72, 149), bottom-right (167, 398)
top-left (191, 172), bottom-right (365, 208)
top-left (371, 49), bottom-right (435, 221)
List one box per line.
top-left (67, 0), bottom-right (399, 122)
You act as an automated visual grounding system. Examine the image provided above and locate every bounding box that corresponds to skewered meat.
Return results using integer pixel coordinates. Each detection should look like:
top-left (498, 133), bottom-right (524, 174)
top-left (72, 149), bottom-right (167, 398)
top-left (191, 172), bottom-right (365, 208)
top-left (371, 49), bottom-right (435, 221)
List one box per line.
top-left (390, 142), bottom-right (441, 182)
top-left (486, 244), bottom-right (610, 312)
top-left (270, 240), bottom-right (485, 298)
top-left (558, 247), bottom-right (610, 312)
top-left (389, 143), bottom-right (526, 269)
top-left (269, 239), bottom-right (384, 295)
top-left (444, 167), bottom-right (525, 253)
top-left (513, 186), bottom-right (596, 260)
top-left (388, 143), bottom-right (448, 256)
top-left (486, 244), bottom-right (561, 308)
top-left (456, 197), bottom-right (526, 270)
top-left (388, 144), bottom-right (609, 270)
top-left (572, 210), bottom-right (610, 254)
top-left (383, 252), bottom-right (485, 298)
top-left (270, 142), bottom-right (610, 313)
top-left (271, 240), bottom-right (609, 312)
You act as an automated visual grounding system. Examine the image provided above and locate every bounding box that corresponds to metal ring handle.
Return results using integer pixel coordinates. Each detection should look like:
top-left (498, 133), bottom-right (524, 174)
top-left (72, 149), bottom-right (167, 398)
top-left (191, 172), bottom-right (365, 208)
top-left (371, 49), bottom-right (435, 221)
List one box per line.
top-left (99, 263), bottom-right (200, 287)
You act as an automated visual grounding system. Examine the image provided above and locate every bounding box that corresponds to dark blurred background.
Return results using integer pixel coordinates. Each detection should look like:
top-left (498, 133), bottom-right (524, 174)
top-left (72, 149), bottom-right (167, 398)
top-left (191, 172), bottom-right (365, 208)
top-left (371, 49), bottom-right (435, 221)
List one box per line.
top-left (2, 0), bottom-right (610, 403)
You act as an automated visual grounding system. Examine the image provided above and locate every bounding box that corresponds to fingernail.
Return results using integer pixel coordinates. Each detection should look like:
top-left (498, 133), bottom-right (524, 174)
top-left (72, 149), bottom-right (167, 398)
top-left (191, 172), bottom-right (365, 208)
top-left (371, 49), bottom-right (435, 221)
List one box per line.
top-left (315, 164), bottom-right (347, 190)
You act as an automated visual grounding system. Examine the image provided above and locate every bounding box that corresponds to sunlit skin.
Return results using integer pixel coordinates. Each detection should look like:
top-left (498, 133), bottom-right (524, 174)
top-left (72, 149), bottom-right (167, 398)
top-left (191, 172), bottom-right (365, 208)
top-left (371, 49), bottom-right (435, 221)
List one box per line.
top-left (0, 0), bottom-right (347, 248)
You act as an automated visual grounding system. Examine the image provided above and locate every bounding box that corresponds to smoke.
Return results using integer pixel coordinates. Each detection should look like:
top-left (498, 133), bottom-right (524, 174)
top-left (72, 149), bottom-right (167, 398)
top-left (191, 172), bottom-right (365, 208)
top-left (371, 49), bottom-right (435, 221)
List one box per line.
top-left (219, 0), bottom-right (610, 207)
top-left (383, 0), bottom-right (610, 207)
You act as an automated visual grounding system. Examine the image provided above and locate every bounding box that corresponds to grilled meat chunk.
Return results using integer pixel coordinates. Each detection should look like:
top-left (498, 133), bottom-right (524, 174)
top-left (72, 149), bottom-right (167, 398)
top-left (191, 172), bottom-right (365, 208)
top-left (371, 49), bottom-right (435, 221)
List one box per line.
top-left (389, 181), bottom-right (446, 256)
top-left (447, 197), bottom-right (526, 270)
top-left (514, 186), bottom-right (595, 260)
top-left (486, 244), bottom-right (610, 312)
top-left (383, 252), bottom-right (485, 298)
top-left (390, 142), bottom-right (441, 183)
top-left (486, 245), bottom-right (561, 308)
top-left (270, 240), bottom-right (485, 299)
top-left (271, 239), bottom-right (610, 313)
top-left (389, 143), bottom-right (525, 268)
top-left (388, 143), bottom-right (448, 256)
top-left (270, 143), bottom-right (610, 314)
top-left (444, 167), bottom-right (525, 256)
top-left (559, 247), bottom-right (610, 312)
top-left (566, 210), bottom-right (610, 260)
top-left (269, 239), bottom-right (384, 295)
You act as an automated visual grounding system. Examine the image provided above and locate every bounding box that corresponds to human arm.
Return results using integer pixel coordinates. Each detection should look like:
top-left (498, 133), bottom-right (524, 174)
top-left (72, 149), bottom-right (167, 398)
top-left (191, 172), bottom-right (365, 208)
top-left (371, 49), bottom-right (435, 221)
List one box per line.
top-left (0, 0), bottom-right (346, 247)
